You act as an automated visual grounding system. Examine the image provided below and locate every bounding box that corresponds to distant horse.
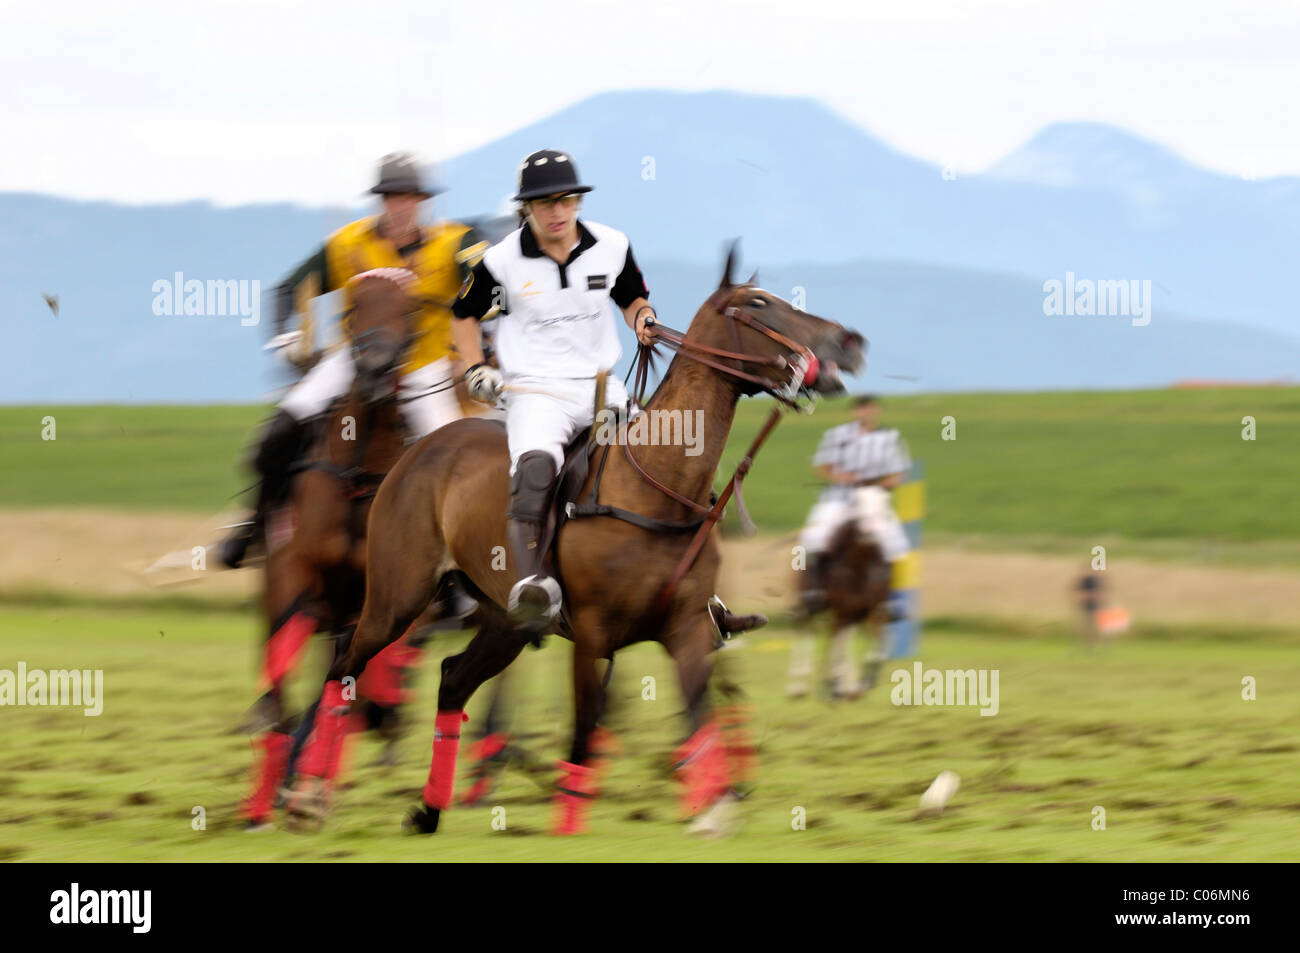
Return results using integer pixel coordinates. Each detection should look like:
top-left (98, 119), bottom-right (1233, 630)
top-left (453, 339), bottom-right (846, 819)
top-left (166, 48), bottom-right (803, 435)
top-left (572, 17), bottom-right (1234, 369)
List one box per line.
top-left (788, 487), bottom-right (895, 700)
top-left (287, 245), bottom-right (865, 834)
top-left (241, 269), bottom-right (435, 827)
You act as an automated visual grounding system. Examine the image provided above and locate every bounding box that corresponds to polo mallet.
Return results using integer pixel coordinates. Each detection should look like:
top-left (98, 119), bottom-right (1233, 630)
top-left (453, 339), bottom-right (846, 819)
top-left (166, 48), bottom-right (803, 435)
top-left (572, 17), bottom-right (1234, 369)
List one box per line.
top-left (589, 371), bottom-right (608, 445)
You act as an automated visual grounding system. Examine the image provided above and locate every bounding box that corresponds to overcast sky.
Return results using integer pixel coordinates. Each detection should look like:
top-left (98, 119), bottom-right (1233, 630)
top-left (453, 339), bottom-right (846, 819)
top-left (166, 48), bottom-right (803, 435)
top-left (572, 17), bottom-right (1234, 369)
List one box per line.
top-left (4, 0), bottom-right (1297, 205)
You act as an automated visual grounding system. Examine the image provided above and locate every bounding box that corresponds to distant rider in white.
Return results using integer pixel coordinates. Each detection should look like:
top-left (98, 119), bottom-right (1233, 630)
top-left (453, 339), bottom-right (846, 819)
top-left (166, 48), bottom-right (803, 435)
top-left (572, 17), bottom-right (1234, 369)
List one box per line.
top-left (451, 148), bottom-right (656, 630)
top-left (797, 394), bottom-right (911, 612)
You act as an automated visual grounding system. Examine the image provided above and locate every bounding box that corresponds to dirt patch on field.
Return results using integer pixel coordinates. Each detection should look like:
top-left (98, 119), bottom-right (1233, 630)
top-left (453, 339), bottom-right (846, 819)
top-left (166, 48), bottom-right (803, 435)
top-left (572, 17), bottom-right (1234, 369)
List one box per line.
top-left (2, 508), bottom-right (1298, 627)
top-left (0, 508), bottom-right (258, 602)
top-left (718, 534), bottom-right (1300, 628)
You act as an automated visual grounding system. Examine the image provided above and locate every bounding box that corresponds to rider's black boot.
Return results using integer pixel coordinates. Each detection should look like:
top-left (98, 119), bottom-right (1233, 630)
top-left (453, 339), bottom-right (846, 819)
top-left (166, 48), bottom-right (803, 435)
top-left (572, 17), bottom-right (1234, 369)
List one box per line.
top-left (220, 410), bottom-right (311, 569)
top-left (505, 451), bottom-right (561, 634)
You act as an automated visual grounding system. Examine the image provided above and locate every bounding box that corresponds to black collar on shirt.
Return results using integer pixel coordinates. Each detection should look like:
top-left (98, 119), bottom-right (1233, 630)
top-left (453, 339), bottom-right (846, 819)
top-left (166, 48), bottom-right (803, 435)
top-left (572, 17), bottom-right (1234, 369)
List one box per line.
top-left (374, 217), bottom-right (425, 259)
top-left (520, 219), bottom-right (597, 262)
top-left (519, 219), bottom-right (598, 290)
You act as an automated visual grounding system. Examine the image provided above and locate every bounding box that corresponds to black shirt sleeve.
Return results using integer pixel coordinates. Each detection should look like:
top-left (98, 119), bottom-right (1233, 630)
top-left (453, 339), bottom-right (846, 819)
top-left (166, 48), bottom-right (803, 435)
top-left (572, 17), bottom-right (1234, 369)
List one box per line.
top-left (454, 226), bottom-right (489, 285)
top-left (610, 244), bottom-right (649, 310)
top-left (274, 243), bottom-right (329, 336)
top-left (452, 260), bottom-right (504, 321)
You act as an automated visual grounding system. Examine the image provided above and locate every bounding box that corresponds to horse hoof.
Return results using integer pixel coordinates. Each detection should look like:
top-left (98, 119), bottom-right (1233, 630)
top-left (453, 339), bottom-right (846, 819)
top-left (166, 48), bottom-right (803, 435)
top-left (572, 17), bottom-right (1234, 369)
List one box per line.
top-left (403, 803), bottom-right (441, 834)
top-left (687, 792), bottom-right (740, 839)
top-left (283, 779), bottom-right (330, 833)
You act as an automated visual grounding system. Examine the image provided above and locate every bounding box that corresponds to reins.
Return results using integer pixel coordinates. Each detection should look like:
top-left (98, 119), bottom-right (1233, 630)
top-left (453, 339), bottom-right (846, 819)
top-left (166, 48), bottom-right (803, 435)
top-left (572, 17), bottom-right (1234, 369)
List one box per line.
top-left (571, 287), bottom-right (818, 620)
top-left (630, 287), bottom-right (817, 411)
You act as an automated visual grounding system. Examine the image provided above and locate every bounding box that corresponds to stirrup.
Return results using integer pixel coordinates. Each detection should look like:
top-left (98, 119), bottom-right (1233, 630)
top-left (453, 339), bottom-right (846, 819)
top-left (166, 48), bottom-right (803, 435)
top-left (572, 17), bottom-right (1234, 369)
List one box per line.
top-left (508, 575), bottom-right (562, 622)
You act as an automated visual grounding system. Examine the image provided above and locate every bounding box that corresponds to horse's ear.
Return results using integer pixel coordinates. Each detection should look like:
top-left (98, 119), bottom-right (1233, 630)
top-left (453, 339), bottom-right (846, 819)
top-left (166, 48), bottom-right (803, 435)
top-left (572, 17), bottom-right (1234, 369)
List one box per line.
top-left (746, 268), bottom-right (759, 286)
top-left (719, 239), bottom-right (741, 290)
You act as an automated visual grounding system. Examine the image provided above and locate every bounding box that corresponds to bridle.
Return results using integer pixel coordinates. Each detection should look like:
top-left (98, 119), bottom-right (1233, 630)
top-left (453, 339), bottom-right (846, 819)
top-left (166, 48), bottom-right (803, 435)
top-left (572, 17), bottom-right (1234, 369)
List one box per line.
top-left (630, 284), bottom-right (821, 411)
top-left (345, 268), bottom-right (421, 387)
top-left (573, 286), bottom-right (832, 624)
top-left (619, 284), bottom-right (826, 522)
top-left (297, 270), bottom-right (418, 509)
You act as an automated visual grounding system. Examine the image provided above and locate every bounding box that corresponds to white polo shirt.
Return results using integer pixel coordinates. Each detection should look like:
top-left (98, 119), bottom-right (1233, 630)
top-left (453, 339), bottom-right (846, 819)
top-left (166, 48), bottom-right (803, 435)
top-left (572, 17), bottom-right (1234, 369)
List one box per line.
top-left (452, 219), bottom-right (648, 380)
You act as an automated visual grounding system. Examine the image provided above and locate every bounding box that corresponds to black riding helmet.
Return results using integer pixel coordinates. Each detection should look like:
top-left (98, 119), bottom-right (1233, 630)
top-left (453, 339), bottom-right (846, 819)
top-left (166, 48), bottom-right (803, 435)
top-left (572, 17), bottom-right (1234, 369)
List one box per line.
top-left (513, 149), bottom-right (594, 201)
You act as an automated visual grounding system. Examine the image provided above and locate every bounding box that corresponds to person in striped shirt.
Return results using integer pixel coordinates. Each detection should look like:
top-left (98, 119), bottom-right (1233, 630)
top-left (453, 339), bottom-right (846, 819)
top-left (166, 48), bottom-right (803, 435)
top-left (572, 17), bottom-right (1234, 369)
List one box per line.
top-left (797, 395), bottom-right (911, 610)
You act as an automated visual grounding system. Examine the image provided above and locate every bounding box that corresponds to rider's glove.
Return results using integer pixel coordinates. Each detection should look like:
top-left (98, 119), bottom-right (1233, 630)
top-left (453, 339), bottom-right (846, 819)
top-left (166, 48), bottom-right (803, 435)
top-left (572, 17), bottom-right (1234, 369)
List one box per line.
top-left (464, 363), bottom-right (504, 404)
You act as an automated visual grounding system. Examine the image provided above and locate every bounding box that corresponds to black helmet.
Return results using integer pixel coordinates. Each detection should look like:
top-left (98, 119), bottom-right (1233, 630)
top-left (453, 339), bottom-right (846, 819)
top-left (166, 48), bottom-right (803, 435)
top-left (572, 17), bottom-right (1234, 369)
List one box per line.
top-left (513, 149), bottom-right (594, 202)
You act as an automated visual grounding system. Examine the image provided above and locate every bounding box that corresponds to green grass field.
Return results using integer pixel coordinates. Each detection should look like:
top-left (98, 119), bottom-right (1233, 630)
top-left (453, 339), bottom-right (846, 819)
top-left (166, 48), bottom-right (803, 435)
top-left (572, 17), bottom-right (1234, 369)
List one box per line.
top-left (2, 603), bottom-right (1296, 862)
top-left (4, 387), bottom-right (1298, 554)
top-left (2, 388), bottom-right (1296, 861)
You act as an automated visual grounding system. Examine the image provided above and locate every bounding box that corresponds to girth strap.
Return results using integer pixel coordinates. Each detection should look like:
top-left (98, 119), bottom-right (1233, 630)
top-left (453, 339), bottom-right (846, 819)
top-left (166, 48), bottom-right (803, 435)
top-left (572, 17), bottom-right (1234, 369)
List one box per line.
top-left (565, 499), bottom-right (706, 533)
top-left (565, 441), bottom-right (714, 533)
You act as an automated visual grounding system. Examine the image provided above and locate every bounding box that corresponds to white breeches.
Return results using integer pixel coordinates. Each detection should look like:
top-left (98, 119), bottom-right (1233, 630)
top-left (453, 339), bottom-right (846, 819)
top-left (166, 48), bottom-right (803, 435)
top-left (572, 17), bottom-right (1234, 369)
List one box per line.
top-left (279, 350), bottom-right (464, 439)
top-left (503, 375), bottom-right (630, 475)
top-left (797, 488), bottom-right (909, 562)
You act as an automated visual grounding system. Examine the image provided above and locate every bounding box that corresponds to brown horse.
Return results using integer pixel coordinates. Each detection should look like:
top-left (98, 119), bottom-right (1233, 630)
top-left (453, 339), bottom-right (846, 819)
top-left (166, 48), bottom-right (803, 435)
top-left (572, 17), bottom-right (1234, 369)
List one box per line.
top-left (240, 270), bottom-right (428, 827)
top-left (788, 513), bottom-right (894, 701)
top-left (287, 247), bottom-right (866, 834)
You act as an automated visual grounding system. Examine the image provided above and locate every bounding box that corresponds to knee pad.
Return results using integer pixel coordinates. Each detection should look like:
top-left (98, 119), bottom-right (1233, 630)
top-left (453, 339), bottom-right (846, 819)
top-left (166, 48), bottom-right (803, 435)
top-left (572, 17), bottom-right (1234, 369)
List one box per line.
top-left (507, 451), bottom-right (558, 522)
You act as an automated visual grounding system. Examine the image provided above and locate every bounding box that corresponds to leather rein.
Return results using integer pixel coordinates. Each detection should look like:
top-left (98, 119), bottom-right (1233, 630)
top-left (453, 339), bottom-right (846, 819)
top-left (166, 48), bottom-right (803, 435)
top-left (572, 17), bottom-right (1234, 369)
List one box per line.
top-left (569, 286), bottom-right (820, 619)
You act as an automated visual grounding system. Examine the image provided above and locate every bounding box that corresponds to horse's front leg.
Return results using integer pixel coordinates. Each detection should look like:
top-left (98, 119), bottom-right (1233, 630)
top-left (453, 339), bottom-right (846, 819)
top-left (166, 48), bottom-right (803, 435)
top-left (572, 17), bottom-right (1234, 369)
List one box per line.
top-left (552, 618), bottom-right (606, 835)
top-left (667, 612), bottom-right (737, 825)
top-left (828, 616), bottom-right (860, 700)
top-left (240, 591), bottom-right (319, 829)
top-left (285, 582), bottom-right (430, 831)
top-left (404, 604), bottom-right (526, 835)
top-left (859, 616), bottom-right (887, 693)
top-left (787, 628), bottom-right (814, 699)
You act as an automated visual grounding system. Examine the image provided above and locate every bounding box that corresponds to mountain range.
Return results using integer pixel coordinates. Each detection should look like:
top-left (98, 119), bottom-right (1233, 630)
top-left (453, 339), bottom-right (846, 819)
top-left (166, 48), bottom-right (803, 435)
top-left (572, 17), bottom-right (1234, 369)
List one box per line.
top-left (4, 89), bottom-right (1296, 402)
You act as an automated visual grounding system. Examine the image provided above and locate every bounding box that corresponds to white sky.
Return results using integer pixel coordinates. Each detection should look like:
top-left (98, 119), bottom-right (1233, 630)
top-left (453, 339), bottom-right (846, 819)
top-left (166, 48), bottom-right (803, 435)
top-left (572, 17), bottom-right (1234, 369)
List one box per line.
top-left (4, 0), bottom-right (1297, 205)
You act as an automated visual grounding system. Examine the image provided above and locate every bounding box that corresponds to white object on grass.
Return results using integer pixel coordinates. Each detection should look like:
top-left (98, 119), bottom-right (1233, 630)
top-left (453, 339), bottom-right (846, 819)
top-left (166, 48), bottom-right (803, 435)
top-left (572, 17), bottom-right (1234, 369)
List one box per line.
top-left (919, 771), bottom-right (961, 813)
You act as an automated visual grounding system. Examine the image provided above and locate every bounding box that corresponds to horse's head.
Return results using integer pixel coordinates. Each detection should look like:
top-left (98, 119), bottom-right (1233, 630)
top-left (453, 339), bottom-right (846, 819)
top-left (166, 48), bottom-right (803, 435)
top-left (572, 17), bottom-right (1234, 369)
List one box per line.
top-left (346, 269), bottom-right (419, 402)
top-left (681, 244), bottom-right (866, 402)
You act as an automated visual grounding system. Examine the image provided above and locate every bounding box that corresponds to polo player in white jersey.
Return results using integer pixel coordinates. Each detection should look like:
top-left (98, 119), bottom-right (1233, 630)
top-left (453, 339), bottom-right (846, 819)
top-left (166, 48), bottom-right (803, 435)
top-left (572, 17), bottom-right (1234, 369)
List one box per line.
top-left (797, 394), bottom-right (912, 614)
top-left (451, 148), bottom-right (656, 630)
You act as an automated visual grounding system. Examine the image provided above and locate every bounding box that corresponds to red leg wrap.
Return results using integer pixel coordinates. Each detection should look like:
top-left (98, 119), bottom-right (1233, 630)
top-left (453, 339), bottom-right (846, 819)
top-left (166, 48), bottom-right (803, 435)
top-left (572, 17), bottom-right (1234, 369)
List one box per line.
top-left (323, 721), bottom-right (358, 782)
top-left (552, 760), bottom-right (598, 836)
top-left (263, 611), bottom-right (316, 691)
top-left (588, 725), bottom-right (620, 789)
top-left (459, 732), bottom-right (510, 806)
top-left (716, 704), bottom-right (757, 787)
top-left (470, 731), bottom-right (510, 763)
top-left (241, 731), bottom-right (291, 822)
top-left (298, 680), bottom-right (351, 779)
top-left (357, 637), bottom-right (424, 708)
top-left (421, 710), bottom-right (468, 810)
top-left (674, 721), bottom-right (731, 817)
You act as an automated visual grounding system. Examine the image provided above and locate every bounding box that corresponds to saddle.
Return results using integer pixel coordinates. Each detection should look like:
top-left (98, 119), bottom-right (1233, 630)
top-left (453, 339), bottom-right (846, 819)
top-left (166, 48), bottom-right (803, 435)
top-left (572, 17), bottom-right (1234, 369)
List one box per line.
top-left (535, 430), bottom-right (601, 579)
top-left (522, 423), bottom-right (767, 640)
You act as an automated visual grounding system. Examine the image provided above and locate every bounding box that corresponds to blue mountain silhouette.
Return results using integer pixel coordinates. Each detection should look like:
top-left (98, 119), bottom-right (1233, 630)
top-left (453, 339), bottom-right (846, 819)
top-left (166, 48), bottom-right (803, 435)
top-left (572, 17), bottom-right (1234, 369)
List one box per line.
top-left (4, 90), bottom-right (1296, 402)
